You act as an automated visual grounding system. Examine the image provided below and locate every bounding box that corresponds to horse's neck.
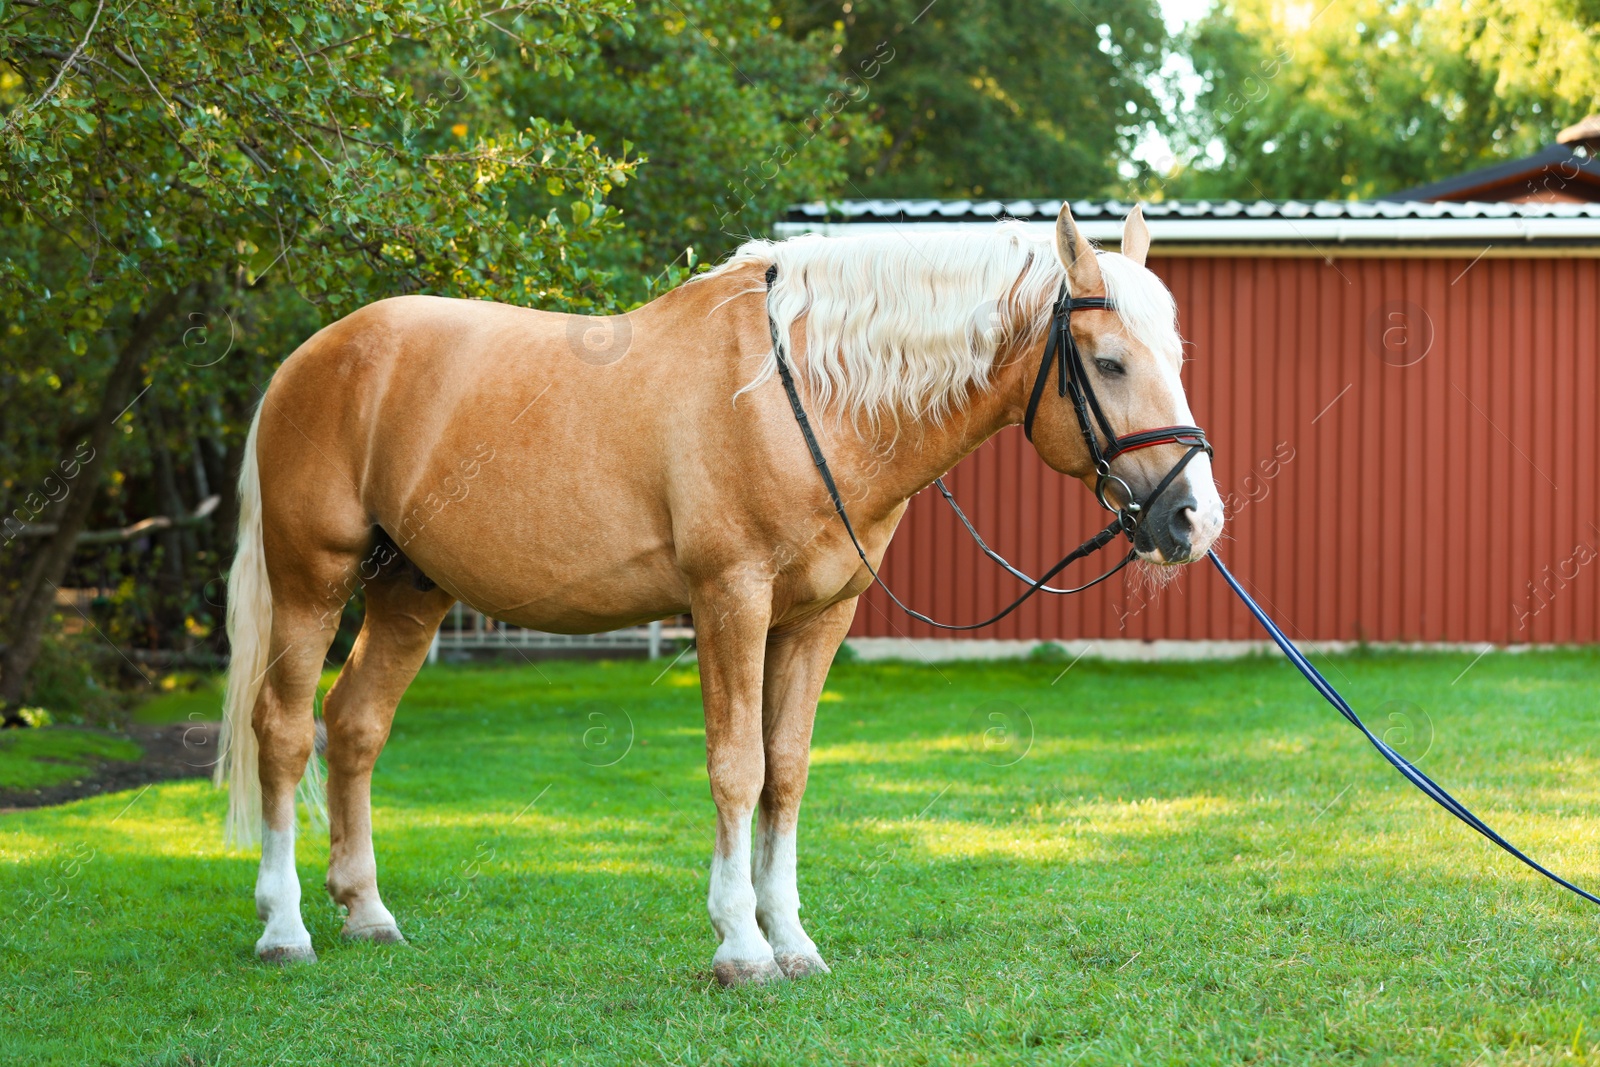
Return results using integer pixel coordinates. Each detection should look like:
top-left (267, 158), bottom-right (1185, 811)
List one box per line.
top-left (678, 260), bottom-right (1040, 527)
top-left (832, 347), bottom-right (1032, 522)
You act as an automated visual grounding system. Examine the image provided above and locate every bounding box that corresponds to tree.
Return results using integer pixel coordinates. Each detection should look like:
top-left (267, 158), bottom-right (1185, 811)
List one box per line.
top-left (1461, 0), bottom-right (1600, 115)
top-left (773, 0), bottom-right (1172, 199)
top-left (1175, 0), bottom-right (1599, 200)
top-left (0, 0), bottom-right (637, 721)
top-left (499, 0), bottom-right (872, 302)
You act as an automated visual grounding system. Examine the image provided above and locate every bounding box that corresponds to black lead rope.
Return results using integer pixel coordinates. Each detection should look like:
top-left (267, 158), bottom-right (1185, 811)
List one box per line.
top-left (1212, 550), bottom-right (1600, 908)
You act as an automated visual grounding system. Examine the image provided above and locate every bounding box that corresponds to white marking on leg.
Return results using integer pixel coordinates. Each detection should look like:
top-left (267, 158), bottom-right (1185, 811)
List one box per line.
top-left (255, 825), bottom-right (313, 960)
top-left (708, 808), bottom-right (775, 975)
top-left (755, 824), bottom-right (827, 973)
top-left (328, 827), bottom-right (401, 940)
top-left (340, 881), bottom-right (399, 940)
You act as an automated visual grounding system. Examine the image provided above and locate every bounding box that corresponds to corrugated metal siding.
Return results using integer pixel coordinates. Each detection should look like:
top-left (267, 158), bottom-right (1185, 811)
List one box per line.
top-left (850, 256), bottom-right (1600, 643)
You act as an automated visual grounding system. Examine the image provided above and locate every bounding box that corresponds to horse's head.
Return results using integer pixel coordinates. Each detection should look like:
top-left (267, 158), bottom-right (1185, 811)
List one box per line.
top-left (1024, 204), bottom-right (1224, 564)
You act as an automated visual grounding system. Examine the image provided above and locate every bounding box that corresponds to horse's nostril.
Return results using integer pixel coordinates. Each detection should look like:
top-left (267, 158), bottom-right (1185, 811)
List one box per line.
top-left (1167, 501), bottom-right (1197, 556)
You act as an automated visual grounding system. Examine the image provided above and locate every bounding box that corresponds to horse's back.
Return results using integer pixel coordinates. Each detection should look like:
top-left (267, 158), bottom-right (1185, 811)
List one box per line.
top-left (275, 294), bottom-right (563, 395)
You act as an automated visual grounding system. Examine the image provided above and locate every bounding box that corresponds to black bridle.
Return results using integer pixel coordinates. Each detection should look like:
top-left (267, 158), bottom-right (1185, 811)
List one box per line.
top-left (764, 264), bottom-right (1213, 629)
top-left (1021, 280), bottom-right (1211, 521)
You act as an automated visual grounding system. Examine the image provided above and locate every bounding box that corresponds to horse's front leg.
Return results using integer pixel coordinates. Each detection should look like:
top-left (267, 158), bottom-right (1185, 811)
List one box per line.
top-left (693, 574), bottom-right (783, 986)
top-left (756, 597), bottom-right (858, 979)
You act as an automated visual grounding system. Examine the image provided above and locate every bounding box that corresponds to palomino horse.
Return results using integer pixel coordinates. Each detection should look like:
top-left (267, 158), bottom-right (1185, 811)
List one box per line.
top-left (215, 204), bottom-right (1224, 983)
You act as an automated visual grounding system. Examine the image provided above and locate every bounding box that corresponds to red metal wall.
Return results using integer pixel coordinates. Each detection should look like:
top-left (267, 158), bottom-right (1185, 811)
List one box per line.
top-left (850, 255), bottom-right (1600, 644)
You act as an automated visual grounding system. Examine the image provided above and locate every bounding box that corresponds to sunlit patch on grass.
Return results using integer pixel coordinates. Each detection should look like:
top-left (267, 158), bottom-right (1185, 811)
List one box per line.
top-left (1052, 793), bottom-right (1238, 833)
top-left (875, 818), bottom-right (1101, 862)
top-left (848, 793), bottom-right (1237, 862)
top-left (538, 858), bottom-right (685, 878)
top-left (1253, 736), bottom-right (1313, 757)
top-left (811, 739), bottom-right (960, 764)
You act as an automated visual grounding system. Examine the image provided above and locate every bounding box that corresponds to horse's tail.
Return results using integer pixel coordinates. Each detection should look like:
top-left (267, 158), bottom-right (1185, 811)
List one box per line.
top-left (214, 404), bottom-right (326, 845)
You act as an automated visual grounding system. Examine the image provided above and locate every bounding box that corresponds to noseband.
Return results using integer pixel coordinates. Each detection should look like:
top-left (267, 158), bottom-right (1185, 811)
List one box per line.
top-left (1022, 280), bottom-right (1212, 529)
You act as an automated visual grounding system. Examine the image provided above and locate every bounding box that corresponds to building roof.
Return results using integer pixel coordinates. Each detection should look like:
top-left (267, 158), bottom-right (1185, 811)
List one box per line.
top-left (1380, 143), bottom-right (1600, 203)
top-left (1381, 117), bottom-right (1600, 203)
top-left (776, 198), bottom-right (1600, 253)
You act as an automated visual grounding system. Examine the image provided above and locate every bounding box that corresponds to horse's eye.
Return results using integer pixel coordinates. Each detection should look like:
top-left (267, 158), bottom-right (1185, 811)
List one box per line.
top-left (1096, 358), bottom-right (1125, 376)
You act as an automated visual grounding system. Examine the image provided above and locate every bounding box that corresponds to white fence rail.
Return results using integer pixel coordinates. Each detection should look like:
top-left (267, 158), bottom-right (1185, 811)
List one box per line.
top-left (428, 603), bottom-right (693, 662)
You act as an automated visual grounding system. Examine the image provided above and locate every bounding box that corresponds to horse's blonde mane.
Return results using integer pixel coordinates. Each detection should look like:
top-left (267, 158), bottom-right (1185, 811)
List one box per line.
top-left (709, 222), bottom-right (1182, 424)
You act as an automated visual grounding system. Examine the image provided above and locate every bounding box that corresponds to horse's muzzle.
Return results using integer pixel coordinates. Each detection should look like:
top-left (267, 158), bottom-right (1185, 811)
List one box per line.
top-left (1138, 494), bottom-right (1215, 564)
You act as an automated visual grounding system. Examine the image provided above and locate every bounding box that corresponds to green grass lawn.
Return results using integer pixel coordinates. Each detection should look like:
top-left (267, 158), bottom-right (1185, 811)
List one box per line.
top-left (5, 650), bottom-right (1600, 1065)
top-left (130, 674), bottom-right (226, 726)
top-left (0, 729), bottom-right (140, 792)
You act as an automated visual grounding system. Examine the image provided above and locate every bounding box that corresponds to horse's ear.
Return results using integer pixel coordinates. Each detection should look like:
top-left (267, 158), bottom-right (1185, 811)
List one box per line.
top-left (1122, 205), bottom-right (1151, 267)
top-left (1054, 202), bottom-right (1102, 294)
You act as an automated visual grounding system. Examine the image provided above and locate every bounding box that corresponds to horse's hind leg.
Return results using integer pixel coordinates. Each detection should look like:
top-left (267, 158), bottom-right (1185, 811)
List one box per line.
top-left (252, 567), bottom-right (355, 962)
top-left (322, 573), bottom-right (454, 942)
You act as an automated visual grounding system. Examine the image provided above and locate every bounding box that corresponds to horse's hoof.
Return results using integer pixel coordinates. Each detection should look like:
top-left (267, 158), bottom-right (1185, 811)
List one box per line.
top-left (713, 957), bottom-right (785, 987)
top-left (775, 952), bottom-right (831, 979)
top-left (257, 942), bottom-right (317, 965)
top-left (342, 922), bottom-right (405, 944)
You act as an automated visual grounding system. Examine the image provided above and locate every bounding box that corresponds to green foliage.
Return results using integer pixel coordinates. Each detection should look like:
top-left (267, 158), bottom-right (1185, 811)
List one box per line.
top-left (0, 0), bottom-right (635, 325)
top-left (5, 652), bottom-right (1600, 1060)
top-left (1176, 0), bottom-right (1599, 199)
top-left (0, 0), bottom-right (644, 687)
top-left (0, 1), bottom-right (872, 695)
top-left (1463, 0), bottom-right (1600, 114)
top-left (775, 0), bottom-right (1172, 198)
top-left (15, 631), bottom-right (130, 724)
top-left (501, 0), bottom-right (869, 302)
top-left (8, 705), bottom-right (51, 727)
top-left (0, 0), bottom-right (641, 482)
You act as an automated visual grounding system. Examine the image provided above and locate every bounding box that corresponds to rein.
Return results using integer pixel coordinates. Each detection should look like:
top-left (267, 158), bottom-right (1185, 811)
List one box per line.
top-left (762, 266), bottom-right (1132, 630)
top-left (761, 261), bottom-right (1600, 908)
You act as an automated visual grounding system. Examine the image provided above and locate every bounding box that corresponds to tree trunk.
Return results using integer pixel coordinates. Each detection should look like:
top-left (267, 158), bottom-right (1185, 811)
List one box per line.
top-left (147, 402), bottom-right (190, 629)
top-left (0, 294), bottom-right (180, 723)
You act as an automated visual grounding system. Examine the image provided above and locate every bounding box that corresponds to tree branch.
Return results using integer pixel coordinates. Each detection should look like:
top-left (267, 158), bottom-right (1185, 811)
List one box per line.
top-left (2, 0), bottom-right (106, 132)
top-left (7, 495), bottom-right (220, 545)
